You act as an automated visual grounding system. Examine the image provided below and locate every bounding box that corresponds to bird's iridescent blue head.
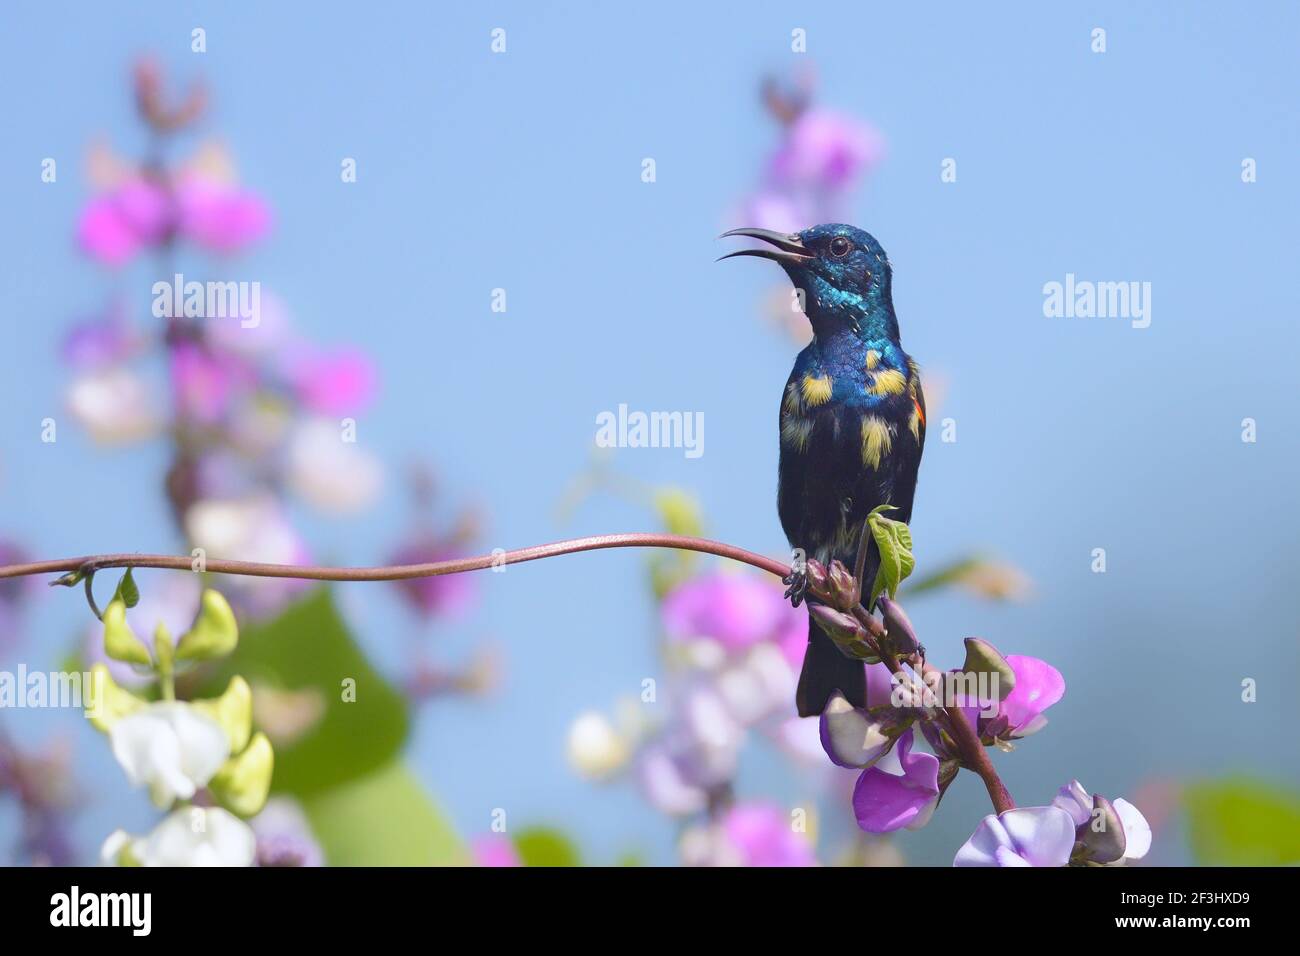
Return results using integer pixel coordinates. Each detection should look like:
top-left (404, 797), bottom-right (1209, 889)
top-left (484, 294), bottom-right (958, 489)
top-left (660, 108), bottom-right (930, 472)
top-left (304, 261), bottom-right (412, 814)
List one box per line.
top-left (720, 223), bottom-right (898, 341)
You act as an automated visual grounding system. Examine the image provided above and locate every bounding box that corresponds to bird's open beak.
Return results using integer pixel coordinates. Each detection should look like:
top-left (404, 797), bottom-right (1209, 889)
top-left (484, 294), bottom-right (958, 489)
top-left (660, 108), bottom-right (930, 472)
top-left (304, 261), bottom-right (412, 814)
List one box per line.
top-left (717, 228), bottom-right (813, 266)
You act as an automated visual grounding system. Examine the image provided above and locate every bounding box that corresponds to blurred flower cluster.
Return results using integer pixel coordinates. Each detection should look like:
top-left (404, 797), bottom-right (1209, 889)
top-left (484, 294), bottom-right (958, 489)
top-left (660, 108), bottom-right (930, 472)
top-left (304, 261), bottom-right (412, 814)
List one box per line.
top-left (738, 71), bottom-right (884, 236)
top-left (41, 58), bottom-right (489, 865)
top-left (89, 577), bottom-right (299, 866)
top-left (64, 59), bottom-right (381, 617)
top-left (563, 486), bottom-right (825, 865)
top-left (731, 71), bottom-right (885, 342)
top-left (0, 728), bottom-right (77, 866)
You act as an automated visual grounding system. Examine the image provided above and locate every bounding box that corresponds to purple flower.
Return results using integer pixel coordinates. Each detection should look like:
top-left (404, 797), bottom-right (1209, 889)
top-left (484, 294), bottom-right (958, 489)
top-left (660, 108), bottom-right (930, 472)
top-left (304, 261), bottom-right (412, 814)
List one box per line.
top-left (968, 653), bottom-right (1065, 742)
top-left (251, 797), bottom-right (324, 867)
top-left (851, 726), bottom-right (939, 833)
top-left (388, 539), bottom-right (477, 620)
top-left (723, 802), bottom-right (816, 867)
top-left (170, 342), bottom-right (247, 425)
top-left (0, 540), bottom-right (33, 654)
top-left (60, 305), bottom-right (137, 369)
top-left (953, 806), bottom-right (1078, 867)
top-left (681, 802), bottom-right (816, 867)
top-left (1052, 779), bottom-right (1151, 865)
top-left (661, 571), bottom-right (806, 667)
top-left (768, 108), bottom-right (884, 192)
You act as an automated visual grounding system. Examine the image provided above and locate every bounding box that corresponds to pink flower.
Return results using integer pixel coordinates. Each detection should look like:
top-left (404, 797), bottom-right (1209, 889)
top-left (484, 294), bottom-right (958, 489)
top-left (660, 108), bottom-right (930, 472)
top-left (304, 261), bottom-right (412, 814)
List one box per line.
top-left (77, 175), bottom-right (269, 266)
top-left (174, 175), bottom-right (271, 254)
top-left (170, 342), bottom-right (247, 425)
top-left (996, 655), bottom-right (1065, 737)
top-left (661, 572), bottom-right (806, 667)
top-left (283, 347), bottom-right (377, 416)
top-left (681, 802), bottom-right (816, 866)
top-left (77, 179), bottom-right (172, 265)
top-left (471, 834), bottom-right (521, 867)
top-left (722, 802), bottom-right (816, 867)
top-left (388, 539), bottom-right (476, 620)
top-left (768, 108), bottom-right (884, 191)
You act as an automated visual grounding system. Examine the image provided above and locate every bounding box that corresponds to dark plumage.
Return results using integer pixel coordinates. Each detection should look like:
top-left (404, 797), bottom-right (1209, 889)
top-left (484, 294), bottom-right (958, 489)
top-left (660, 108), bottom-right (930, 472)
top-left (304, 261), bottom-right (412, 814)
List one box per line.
top-left (723, 224), bottom-right (926, 717)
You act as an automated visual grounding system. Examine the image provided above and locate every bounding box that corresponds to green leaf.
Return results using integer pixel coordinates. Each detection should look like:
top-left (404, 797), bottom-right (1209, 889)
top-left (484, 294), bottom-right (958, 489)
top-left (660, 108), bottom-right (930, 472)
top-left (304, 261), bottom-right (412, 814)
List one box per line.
top-left (200, 587), bottom-right (409, 796)
top-left (512, 826), bottom-right (582, 867)
top-left (902, 556), bottom-right (983, 597)
top-left (302, 760), bottom-right (467, 865)
top-left (1184, 778), bottom-right (1300, 866)
top-left (113, 568), bottom-right (140, 608)
top-left (867, 508), bottom-right (915, 606)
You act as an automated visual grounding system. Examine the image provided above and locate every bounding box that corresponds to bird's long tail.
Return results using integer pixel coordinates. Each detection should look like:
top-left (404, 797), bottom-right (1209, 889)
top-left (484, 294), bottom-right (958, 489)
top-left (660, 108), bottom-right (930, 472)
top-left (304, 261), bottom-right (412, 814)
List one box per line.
top-left (795, 614), bottom-right (867, 718)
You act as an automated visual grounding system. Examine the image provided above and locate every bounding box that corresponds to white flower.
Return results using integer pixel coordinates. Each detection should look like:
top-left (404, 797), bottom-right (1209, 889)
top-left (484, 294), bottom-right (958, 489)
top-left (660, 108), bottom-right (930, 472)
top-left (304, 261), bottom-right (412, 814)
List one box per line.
top-left (953, 806), bottom-right (1078, 867)
top-left (819, 690), bottom-right (893, 769)
top-left (102, 807), bottom-right (255, 867)
top-left (285, 418), bottom-right (382, 514)
top-left (185, 494), bottom-right (303, 564)
top-left (109, 702), bottom-right (230, 807)
top-left (636, 746), bottom-right (708, 817)
top-left (566, 711), bottom-right (629, 779)
top-left (1111, 798), bottom-right (1153, 863)
top-left (66, 366), bottom-right (162, 444)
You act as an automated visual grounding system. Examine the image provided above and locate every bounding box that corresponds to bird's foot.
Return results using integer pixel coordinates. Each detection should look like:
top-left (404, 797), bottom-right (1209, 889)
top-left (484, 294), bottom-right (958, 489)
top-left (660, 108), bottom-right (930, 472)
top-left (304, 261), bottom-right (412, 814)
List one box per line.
top-left (782, 568), bottom-right (809, 608)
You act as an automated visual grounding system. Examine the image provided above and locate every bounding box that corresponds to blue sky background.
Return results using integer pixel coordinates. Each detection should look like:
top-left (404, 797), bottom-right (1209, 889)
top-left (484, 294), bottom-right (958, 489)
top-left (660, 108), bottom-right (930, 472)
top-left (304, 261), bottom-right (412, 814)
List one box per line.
top-left (1, 1), bottom-right (1297, 865)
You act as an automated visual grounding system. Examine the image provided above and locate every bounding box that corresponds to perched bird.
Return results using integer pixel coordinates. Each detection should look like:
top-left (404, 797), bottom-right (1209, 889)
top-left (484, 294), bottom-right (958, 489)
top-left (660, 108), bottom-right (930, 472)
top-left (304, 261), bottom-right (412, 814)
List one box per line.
top-left (721, 224), bottom-right (925, 717)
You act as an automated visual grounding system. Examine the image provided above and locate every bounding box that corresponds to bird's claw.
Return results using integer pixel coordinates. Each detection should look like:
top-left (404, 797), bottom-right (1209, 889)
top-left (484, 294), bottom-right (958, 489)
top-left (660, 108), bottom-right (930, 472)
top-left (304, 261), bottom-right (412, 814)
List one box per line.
top-left (782, 569), bottom-right (809, 608)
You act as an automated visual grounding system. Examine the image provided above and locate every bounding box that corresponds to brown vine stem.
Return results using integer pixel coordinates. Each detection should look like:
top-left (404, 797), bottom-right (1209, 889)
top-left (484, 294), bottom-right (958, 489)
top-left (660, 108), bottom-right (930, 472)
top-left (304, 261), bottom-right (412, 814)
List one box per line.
top-left (0, 533), bottom-right (788, 583)
top-left (0, 530), bottom-right (1015, 814)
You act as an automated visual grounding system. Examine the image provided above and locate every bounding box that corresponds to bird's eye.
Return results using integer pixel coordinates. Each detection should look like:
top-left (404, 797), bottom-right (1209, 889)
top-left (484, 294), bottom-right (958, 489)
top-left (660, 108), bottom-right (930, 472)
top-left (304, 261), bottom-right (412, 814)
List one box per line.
top-left (829, 237), bottom-right (852, 258)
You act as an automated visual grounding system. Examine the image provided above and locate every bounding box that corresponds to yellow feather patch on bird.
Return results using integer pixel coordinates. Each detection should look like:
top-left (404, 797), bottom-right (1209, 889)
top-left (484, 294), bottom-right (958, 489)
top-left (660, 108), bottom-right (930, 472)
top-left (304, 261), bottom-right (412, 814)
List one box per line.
top-left (867, 368), bottom-right (907, 397)
top-left (908, 406), bottom-right (922, 443)
top-left (865, 349), bottom-right (881, 371)
top-left (782, 381), bottom-right (803, 416)
top-left (801, 373), bottom-right (833, 406)
top-left (861, 416), bottom-right (894, 469)
top-left (781, 414), bottom-right (814, 452)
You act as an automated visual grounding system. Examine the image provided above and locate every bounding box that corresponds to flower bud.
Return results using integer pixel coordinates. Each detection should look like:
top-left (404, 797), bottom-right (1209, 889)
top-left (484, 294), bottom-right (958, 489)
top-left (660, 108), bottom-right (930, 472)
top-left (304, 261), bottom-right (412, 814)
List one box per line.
top-left (809, 604), bottom-right (865, 647)
top-left (85, 663), bottom-right (145, 732)
top-left (209, 732), bottom-right (275, 818)
top-left (877, 596), bottom-right (919, 656)
top-left (804, 558), bottom-right (828, 594)
top-left (961, 638), bottom-right (1015, 701)
top-left (1077, 793), bottom-right (1127, 864)
top-left (826, 560), bottom-right (858, 609)
top-left (103, 598), bottom-right (151, 666)
top-left (192, 675), bottom-right (253, 754)
top-left (176, 589), bottom-right (239, 661)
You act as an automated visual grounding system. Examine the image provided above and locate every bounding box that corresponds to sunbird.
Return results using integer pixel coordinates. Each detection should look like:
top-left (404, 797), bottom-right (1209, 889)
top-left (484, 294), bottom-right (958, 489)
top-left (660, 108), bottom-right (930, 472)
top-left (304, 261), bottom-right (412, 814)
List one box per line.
top-left (721, 224), bottom-right (926, 717)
